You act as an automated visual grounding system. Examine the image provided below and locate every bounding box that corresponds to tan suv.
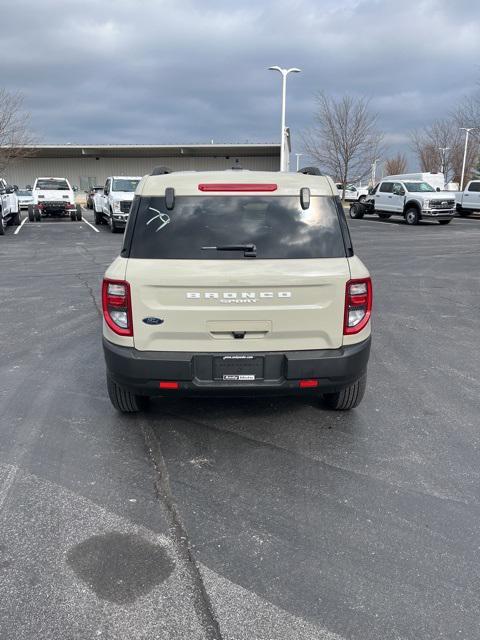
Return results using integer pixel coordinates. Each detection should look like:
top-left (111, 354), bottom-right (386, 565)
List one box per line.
top-left (102, 168), bottom-right (372, 412)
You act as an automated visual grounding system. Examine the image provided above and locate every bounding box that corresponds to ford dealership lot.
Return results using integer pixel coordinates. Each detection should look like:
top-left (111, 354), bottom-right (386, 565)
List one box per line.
top-left (0, 212), bottom-right (479, 639)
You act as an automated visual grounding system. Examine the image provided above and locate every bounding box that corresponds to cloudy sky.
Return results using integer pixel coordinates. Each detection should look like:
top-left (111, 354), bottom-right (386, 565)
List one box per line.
top-left (1, 0), bottom-right (480, 167)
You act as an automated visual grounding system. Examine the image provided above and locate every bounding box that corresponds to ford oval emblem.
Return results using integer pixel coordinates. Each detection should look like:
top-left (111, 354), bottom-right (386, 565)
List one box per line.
top-left (142, 317), bottom-right (164, 325)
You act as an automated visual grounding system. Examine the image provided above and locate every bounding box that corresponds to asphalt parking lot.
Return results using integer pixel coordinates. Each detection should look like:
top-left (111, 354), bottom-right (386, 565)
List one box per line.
top-left (0, 210), bottom-right (479, 640)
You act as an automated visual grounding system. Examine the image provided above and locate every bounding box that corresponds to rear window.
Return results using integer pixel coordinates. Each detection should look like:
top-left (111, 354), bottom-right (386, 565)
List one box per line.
top-left (35, 179), bottom-right (69, 190)
top-left (128, 196), bottom-right (347, 260)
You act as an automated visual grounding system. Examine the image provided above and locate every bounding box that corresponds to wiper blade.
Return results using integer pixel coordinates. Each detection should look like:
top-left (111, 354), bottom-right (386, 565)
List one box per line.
top-left (202, 244), bottom-right (257, 257)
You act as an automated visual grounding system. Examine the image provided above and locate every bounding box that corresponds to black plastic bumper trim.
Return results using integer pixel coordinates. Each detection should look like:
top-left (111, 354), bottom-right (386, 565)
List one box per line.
top-left (103, 336), bottom-right (371, 396)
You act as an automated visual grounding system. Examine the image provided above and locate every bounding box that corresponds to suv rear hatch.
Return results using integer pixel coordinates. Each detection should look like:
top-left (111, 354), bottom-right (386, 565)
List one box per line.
top-left (125, 194), bottom-right (351, 352)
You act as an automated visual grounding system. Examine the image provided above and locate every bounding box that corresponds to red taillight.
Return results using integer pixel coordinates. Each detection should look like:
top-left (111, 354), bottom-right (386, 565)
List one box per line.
top-left (102, 279), bottom-right (133, 336)
top-left (299, 379), bottom-right (319, 388)
top-left (344, 278), bottom-right (372, 335)
top-left (159, 381), bottom-right (179, 390)
top-left (198, 183), bottom-right (278, 192)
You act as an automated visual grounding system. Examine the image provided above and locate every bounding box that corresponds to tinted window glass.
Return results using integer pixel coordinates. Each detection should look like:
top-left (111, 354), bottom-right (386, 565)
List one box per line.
top-left (467, 181), bottom-right (480, 192)
top-left (129, 196), bottom-right (346, 260)
top-left (379, 182), bottom-right (393, 193)
top-left (112, 179), bottom-right (140, 192)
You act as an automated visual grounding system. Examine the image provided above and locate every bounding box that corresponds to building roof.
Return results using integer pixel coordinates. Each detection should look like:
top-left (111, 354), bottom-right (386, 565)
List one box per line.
top-left (14, 143), bottom-right (281, 159)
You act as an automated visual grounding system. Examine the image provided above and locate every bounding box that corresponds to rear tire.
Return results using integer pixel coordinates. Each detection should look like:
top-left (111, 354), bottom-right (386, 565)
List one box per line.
top-left (75, 204), bottom-right (82, 221)
top-left (110, 215), bottom-right (117, 233)
top-left (34, 210), bottom-right (41, 222)
top-left (0, 217), bottom-right (5, 235)
top-left (323, 375), bottom-right (366, 411)
top-left (404, 207), bottom-right (420, 225)
top-left (12, 210), bottom-right (21, 225)
top-left (28, 205), bottom-right (34, 221)
top-left (94, 209), bottom-right (103, 225)
top-left (70, 211), bottom-right (76, 221)
top-left (107, 375), bottom-right (147, 413)
top-left (439, 219), bottom-right (451, 225)
top-left (349, 203), bottom-right (365, 219)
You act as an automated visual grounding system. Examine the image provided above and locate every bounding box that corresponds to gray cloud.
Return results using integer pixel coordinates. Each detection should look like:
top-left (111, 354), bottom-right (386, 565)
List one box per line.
top-left (1, 0), bottom-right (480, 169)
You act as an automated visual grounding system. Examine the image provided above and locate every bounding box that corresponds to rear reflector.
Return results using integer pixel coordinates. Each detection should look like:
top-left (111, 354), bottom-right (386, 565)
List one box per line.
top-left (198, 183), bottom-right (278, 192)
top-left (299, 379), bottom-right (319, 388)
top-left (159, 381), bottom-right (179, 390)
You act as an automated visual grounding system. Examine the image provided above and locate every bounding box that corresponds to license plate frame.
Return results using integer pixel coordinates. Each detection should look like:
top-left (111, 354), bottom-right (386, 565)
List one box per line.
top-left (213, 355), bottom-right (264, 381)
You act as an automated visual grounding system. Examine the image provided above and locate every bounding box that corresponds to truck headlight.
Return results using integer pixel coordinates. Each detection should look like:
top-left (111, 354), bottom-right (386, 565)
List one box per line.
top-left (423, 200), bottom-right (430, 209)
top-left (113, 202), bottom-right (121, 212)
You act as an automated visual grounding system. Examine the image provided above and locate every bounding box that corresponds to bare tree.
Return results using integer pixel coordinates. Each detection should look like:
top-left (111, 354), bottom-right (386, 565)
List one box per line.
top-left (0, 89), bottom-right (36, 174)
top-left (302, 93), bottom-right (384, 199)
top-left (384, 153), bottom-right (408, 175)
top-left (409, 118), bottom-right (470, 184)
top-left (451, 96), bottom-right (480, 185)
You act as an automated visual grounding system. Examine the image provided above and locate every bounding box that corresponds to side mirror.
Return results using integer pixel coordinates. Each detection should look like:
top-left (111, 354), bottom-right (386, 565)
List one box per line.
top-left (436, 187), bottom-right (440, 192)
top-left (13, 185), bottom-right (19, 191)
top-left (73, 186), bottom-right (78, 192)
top-left (6, 186), bottom-right (14, 194)
top-left (300, 187), bottom-right (310, 210)
top-left (368, 187), bottom-right (373, 195)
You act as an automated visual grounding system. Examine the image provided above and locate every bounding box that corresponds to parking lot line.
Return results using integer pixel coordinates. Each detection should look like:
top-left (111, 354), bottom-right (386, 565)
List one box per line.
top-left (81, 217), bottom-right (100, 233)
top-left (14, 215), bottom-right (28, 235)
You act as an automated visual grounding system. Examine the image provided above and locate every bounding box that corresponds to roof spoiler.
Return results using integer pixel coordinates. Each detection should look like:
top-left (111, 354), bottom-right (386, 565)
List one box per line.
top-left (297, 166), bottom-right (323, 176)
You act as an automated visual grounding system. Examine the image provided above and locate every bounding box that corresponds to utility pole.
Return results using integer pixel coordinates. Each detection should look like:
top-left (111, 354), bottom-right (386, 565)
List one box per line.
top-left (460, 128), bottom-right (477, 191)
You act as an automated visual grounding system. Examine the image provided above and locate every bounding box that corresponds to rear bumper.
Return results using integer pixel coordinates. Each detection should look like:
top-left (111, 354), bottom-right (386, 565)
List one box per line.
top-left (103, 336), bottom-right (371, 397)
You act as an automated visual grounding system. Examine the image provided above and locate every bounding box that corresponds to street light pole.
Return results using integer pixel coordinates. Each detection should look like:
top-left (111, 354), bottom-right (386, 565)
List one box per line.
top-left (371, 158), bottom-right (380, 186)
top-left (438, 147), bottom-right (450, 178)
top-left (295, 153), bottom-right (303, 171)
top-left (460, 128), bottom-right (477, 191)
top-left (268, 66), bottom-right (301, 171)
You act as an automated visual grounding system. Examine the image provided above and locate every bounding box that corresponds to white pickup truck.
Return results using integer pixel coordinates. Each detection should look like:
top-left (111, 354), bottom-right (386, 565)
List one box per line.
top-left (351, 176), bottom-right (456, 225)
top-left (0, 178), bottom-right (21, 235)
top-left (29, 177), bottom-right (81, 222)
top-left (455, 180), bottom-right (480, 217)
top-left (93, 176), bottom-right (141, 232)
top-left (335, 183), bottom-right (369, 202)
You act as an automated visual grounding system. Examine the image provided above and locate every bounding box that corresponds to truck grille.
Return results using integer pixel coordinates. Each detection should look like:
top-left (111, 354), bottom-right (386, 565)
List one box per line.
top-left (120, 201), bottom-right (131, 214)
top-left (431, 200), bottom-right (454, 210)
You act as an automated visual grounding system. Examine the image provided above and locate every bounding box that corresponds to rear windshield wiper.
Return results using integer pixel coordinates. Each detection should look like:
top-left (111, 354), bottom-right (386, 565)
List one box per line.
top-left (201, 244), bottom-right (257, 257)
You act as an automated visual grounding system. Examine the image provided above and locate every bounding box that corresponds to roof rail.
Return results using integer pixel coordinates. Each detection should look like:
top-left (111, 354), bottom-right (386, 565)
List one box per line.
top-left (298, 166), bottom-right (323, 176)
top-left (151, 166), bottom-right (171, 176)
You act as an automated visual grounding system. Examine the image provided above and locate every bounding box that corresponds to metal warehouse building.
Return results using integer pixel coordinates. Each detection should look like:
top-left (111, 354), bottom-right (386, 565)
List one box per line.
top-left (4, 143), bottom-right (281, 190)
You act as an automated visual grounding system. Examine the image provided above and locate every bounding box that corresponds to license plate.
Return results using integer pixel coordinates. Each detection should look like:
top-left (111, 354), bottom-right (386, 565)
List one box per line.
top-left (213, 355), bottom-right (264, 381)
